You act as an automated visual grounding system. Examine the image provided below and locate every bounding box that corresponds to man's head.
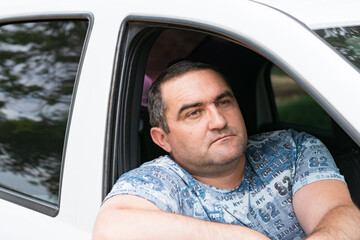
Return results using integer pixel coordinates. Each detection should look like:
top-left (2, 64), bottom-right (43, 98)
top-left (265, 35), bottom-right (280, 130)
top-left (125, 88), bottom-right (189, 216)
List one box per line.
top-left (148, 61), bottom-right (229, 133)
top-left (148, 60), bottom-right (248, 178)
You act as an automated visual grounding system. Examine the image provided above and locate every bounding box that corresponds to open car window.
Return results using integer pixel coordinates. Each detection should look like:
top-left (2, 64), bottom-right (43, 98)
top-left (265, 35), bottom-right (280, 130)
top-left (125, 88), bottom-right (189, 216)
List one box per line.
top-left (107, 19), bottom-right (360, 207)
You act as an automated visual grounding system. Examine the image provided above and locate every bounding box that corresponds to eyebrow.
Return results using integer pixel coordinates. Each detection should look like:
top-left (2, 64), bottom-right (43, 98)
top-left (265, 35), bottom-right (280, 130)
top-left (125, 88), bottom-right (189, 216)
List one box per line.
top-left (215, 90), bottom-right (234, 102)
top-left (177, 90), bottom-right (234, 117)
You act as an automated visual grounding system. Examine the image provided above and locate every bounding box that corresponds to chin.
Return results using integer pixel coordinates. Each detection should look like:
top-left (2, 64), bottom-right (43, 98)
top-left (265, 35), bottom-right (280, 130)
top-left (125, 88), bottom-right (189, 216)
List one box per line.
top-left (216, 142), bottom-right (244, 156)
top-left (212, 151), bottom-right (243, 165)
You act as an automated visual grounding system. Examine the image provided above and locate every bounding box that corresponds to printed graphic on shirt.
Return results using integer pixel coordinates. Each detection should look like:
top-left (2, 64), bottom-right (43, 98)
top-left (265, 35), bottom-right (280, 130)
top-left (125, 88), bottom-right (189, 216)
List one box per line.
top-left (106, 129), bottom-right (345, 240)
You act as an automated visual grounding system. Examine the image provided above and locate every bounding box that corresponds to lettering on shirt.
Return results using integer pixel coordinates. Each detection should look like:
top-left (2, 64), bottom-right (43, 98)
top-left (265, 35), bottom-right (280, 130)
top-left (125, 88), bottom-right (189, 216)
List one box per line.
top-left (255, 196), bottom-right (266, 206)
top-left (281, 196), bottom-right (292, 206)
top-left (233, 200), bottom-right (243, 207)
top-left (216, 195), bottom-right (234, 201)
top-left (294, 171), bottom-right (309, 183)
top-left (276, 223), bottom-right (301, 240)
top-left (272, 168), bottom-right (284, 179)
top-left (251, 183), bottom-right (267, 197)
top-left (274, 155), bottom-right (290, 167)
top-left (261, 167), bottom-right (272, 177)
top-left (254, 159), bottom-right (269, 170)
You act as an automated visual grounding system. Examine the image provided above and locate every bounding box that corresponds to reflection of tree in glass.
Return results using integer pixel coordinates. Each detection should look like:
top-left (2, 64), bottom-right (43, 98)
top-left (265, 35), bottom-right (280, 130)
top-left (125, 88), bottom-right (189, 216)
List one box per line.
top-left (316, 26), bottom-right (360, 70)
top-left (0, 20), bottom-right (88, 203)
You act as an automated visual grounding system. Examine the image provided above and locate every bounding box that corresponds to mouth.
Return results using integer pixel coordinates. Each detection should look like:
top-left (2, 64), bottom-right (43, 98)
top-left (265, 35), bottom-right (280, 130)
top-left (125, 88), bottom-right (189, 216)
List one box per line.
top-left (211, 134), bottom-right (234, 144)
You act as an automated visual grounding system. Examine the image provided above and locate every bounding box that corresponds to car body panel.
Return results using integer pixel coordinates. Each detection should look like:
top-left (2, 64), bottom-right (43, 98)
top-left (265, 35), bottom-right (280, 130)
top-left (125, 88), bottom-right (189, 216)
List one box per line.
top-left (254, 0), bottom-right (360, 29)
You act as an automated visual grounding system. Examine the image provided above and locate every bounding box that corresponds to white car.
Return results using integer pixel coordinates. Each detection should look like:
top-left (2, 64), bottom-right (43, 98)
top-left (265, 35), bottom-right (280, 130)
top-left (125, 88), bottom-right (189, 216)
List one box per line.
top-left (0, 0), bottom-right (359, 239)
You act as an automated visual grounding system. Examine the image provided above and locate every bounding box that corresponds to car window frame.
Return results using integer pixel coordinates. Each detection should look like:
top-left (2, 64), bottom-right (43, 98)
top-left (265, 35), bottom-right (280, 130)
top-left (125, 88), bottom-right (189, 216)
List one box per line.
top-left (103, 16), bottom-right (281, 196)
top-left (106, 15), bottom-right (360, 199)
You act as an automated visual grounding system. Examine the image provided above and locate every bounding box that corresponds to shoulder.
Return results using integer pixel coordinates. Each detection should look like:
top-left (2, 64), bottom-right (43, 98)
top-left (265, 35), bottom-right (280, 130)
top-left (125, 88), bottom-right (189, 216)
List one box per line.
top-left (120, 155), bottom-right (185, 184)
top-left (112, 155), bottom-right (196, 196)
top-left (246, 129), bottom-right (324, 167)
top-left (105, 155), bottom-right (188, 212)
top-left (246, 129), bottom-right (296, 158)
top-left (244, 130), bottom-right (295, 183)
top-left (247, 129), bottom-right (318, 150)
top-left (137, 155), bottom-right (192, 180)
top-left (245, 129), bottom-right (315, 181)
top-left (137, 155), bottom-right (176, 172)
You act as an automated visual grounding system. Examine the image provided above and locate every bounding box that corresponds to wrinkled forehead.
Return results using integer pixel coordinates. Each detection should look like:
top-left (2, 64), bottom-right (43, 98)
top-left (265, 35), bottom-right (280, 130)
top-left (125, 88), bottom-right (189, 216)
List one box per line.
top-left (160, 69), bottom-right (233, 110)
top-left (160, 68), bottom-right (231, 92)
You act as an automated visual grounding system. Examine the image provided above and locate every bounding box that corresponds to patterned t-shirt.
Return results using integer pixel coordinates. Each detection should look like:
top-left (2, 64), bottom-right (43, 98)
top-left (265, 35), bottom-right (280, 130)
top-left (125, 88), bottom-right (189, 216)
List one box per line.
top-left (106, 129), bottom-right (345, 240)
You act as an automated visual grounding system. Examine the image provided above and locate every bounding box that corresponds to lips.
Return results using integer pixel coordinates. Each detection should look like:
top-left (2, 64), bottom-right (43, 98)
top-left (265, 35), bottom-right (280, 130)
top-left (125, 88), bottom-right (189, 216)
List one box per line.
top-left (211, 134), bottom-right (233, 144)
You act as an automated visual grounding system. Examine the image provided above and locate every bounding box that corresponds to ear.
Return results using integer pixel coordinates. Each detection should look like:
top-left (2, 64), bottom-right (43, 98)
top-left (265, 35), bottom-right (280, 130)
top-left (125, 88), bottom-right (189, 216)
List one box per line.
top-left (150, 127), bottom-right (172, 153)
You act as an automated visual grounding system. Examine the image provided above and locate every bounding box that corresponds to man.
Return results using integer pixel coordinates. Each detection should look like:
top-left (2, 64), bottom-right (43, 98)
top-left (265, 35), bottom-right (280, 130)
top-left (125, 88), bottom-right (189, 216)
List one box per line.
top-left (93, 61), bottom-right (360, 239)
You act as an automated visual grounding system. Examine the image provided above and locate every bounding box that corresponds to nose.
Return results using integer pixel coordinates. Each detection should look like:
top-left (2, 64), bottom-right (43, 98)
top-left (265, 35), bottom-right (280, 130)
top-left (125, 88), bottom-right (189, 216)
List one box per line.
top-left (208, 105), bottom-right (228, 130)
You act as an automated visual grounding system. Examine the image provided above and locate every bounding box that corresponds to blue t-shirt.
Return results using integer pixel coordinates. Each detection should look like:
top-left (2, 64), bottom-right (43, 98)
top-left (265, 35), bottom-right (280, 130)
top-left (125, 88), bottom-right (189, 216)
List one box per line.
top-left (106, 129), bottom-right (345, 240)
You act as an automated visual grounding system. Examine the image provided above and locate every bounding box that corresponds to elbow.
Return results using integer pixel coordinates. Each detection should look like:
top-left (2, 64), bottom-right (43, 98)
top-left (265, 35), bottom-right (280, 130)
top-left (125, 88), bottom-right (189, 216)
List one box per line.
top-left (92, 214), bottom-right (116, 240)
top-left (92, 224), bottom-right (116, 240)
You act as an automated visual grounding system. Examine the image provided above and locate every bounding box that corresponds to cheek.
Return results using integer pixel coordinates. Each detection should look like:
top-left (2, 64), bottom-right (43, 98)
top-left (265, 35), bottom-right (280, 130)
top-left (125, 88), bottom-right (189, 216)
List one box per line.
top-left (231, 109), bottom-right (245, 124)
top-left (227, 112), bottom-right (246, 133)
top-left (169, 121), bottom-right (208, 143)
top-left (177, 128), bottom-right (204, 145)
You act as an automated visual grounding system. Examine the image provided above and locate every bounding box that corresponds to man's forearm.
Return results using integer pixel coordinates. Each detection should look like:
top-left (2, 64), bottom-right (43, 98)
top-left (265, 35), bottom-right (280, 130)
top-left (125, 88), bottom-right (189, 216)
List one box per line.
top-left (93, 208), bottom-right (270, 240)
top-left (305, 204), bottom-right (360, 240)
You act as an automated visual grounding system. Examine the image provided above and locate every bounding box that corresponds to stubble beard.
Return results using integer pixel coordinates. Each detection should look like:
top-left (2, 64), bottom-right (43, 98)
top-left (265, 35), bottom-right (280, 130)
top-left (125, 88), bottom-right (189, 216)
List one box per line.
top-left (189, 127), bottom-right (247, 178)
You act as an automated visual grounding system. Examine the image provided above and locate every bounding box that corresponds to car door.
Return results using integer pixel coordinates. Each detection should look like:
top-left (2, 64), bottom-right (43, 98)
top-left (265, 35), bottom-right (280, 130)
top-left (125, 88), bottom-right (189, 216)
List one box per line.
top-left (1, 0), bottom-right (360, 239)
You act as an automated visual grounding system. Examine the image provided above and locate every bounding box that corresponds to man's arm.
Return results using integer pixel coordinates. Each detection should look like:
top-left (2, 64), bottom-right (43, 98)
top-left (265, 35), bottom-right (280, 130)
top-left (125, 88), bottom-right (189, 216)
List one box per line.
top-left (92, 195), bottom-right (270, 240)
top-left (293, 179), bottom-right (360, 239)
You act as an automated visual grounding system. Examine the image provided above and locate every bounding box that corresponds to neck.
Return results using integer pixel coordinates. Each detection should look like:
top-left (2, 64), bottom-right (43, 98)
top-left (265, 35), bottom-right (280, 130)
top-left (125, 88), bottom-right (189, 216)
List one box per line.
top-left (193, 154), bottom-right (246, 190)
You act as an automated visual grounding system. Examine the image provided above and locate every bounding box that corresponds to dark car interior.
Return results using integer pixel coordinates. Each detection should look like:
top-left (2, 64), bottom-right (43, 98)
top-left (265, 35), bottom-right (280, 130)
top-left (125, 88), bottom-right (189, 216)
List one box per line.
top-left (108, 23), bottom-right (360, 207)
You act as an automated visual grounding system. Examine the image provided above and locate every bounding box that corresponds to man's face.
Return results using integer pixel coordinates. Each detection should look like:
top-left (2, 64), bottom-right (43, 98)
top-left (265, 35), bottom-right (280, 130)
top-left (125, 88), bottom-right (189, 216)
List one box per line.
top-left (159, 69), bottom-right (247, 178)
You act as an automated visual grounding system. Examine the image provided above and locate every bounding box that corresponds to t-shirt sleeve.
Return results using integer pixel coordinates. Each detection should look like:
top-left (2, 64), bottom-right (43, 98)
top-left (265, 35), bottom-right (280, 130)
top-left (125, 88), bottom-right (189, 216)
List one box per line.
top-left (104, 165), bottom-right (180, 213)
top-left (290, 130), bottom-right (345, 194)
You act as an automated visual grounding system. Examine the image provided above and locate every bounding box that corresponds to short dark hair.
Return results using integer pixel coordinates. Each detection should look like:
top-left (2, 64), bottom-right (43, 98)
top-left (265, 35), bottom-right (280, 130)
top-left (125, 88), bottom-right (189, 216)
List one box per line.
top-left (147, 60), bottom-right (229, 133)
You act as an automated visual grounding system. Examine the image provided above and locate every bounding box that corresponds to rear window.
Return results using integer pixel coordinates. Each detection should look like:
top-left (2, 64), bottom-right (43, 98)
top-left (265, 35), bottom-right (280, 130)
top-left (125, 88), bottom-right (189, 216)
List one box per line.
top-left (0, 19), bottom-right (88, 207)
top-left (315, 26), bottom-right (360, 70)
top-left (270, 65), bottom-right (332, 131)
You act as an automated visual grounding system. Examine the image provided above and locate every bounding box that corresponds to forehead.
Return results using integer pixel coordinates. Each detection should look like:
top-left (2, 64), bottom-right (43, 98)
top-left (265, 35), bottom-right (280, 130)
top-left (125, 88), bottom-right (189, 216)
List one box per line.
top-left (161, 69), bottom-right (231, 109)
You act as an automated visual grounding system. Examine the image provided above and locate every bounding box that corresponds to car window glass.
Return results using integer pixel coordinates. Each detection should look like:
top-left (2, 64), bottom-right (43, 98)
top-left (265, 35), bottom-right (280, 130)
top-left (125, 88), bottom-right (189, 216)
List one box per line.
top-left (315, 26), bottom-right (360, 71)
top-left (270, 65), bottom-right (332, 131)
top-left (0, 20), bottom-right (88, 205)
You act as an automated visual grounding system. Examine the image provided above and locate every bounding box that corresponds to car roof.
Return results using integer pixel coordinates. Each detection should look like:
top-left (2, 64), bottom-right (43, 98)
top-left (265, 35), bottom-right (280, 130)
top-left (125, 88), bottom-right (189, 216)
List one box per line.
top-left (0, 0), bottom-right (360, 29)
top-left (2, 0), bottom-right (360, 31)
top-left (253, 0), bottom-right (360, 29)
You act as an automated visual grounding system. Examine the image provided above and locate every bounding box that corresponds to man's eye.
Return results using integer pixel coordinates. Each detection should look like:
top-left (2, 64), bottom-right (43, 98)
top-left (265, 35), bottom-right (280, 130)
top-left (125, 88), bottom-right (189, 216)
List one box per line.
top-left (217, 100), bottom-right (230, 107)
top-left (187, 110), bottom-right (200, 118)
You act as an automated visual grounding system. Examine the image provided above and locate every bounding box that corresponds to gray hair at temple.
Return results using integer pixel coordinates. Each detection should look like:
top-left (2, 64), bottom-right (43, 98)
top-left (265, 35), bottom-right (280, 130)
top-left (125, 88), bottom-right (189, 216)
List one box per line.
top-left (147, 60), bottom-right (230, 133)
